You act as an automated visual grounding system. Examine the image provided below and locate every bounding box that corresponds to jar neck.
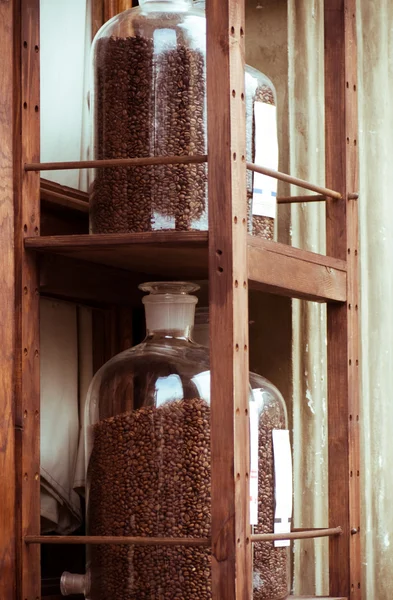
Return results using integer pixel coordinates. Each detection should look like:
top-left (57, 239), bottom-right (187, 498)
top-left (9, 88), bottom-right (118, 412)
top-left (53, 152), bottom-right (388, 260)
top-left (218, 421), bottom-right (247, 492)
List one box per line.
top-left (145, 326), bottom-right (193, 341)
top-left (144, 301), bottom-right (196, 338)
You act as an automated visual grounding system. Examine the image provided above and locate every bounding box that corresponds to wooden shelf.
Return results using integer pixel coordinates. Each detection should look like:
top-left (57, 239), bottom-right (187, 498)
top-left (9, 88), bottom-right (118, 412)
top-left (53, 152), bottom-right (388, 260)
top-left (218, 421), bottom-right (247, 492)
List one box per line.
top-left (25, 232), bottom-right (347, 303)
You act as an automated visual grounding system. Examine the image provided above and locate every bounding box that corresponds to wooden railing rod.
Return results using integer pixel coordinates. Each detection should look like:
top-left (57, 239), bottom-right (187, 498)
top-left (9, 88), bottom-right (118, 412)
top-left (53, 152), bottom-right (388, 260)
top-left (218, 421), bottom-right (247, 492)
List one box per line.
top-left (246, 162), bottom-right (342, 199)
top-left (277, 194), bottom-right (327, 204)
top-left (24, 535), bottom-right (211, 547)
top-left (25, 527), bottom-right (341, 546)
top-left (252, 526), bottom-right (342, 543)
top-left (27, 157), bottom-right (342, 202)
top-left (25, 154), bottom-right (208, 171)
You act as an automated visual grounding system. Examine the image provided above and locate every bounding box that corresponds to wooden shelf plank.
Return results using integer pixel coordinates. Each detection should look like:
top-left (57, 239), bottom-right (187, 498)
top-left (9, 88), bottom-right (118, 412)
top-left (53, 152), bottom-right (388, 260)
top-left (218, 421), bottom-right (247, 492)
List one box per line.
top-left (290, 597), bottom-right (347, 600)
top-left (25, 232), bottom-right (347, 303)
top-left (248, 237), bottom-right (347, 302)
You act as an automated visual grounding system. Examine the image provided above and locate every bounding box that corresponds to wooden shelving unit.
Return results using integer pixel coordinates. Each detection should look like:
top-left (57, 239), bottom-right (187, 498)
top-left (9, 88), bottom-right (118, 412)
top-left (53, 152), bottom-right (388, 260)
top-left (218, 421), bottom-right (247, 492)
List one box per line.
top-left (0, 0), bottom-right (360, 599)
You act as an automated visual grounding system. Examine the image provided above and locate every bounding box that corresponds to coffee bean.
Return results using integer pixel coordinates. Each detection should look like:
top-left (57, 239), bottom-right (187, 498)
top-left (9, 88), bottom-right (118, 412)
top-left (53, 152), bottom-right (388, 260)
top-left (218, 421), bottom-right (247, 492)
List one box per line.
top-left (87, 395), bottom-right (288, 599)
top-left (90, 33), bottom-right (207, 233)
top-left (253, 409), bottom-right (289, 600)
top-left (91, 30), bottom-right (276, 238)
top-left (87, 398), bottom-right (211, 599)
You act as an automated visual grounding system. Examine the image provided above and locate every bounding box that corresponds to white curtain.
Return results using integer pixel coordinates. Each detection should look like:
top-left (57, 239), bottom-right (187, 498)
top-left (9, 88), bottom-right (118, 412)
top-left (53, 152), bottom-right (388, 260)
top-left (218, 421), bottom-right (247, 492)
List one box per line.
top-left (39, 0), bottom-right (94, 533)
top-left (357, 1), bottom-right (393, 598)
top-left (40, 0), bottom-right (91, 190)
top-left (287, 0), bottom-right (393, 597)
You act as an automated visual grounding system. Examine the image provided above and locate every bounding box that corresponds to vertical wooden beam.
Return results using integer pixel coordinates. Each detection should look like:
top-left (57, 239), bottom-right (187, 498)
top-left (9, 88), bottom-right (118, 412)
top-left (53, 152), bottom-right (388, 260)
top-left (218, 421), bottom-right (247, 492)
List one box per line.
top-left (324, 0), bottom-right (360, 598)
top-left (92, 0), bottom-right (105, 39)
top-left (104, 0), bottom-right (117, 22)
top-left (16, 0), bottom-right (41, 598)
top-left (206, 1), bottom-right (251, 599)
top-left (0, 1), bottom-right (19, 597)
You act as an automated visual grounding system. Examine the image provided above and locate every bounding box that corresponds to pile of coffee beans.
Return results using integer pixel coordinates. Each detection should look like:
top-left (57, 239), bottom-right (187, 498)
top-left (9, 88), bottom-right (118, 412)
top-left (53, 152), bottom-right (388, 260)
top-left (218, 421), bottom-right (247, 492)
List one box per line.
top-left (90, 30), bottom-right (278, 238)
top-left (87, 398), bottom-right (211, 599)
top-left (246, 83), bottom-right (277, 241)
top-left (90, 34), bottom-right (207, 233)
top-left (87, 398), bottom-right (288, 598)
top-left (253, 409), bottom-right (289, 600)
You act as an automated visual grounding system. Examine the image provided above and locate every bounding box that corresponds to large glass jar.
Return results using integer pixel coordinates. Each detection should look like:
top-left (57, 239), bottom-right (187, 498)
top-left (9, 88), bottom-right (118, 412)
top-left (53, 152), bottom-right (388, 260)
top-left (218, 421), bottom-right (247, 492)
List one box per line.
top-left (90, 0), bottom-right (207, 233)
top-left (85, 282), bottom-right (211, 599)
top-left (90, 0), bottom-right (279, 239)
top-left (193, 307), bottom-right (291, 600)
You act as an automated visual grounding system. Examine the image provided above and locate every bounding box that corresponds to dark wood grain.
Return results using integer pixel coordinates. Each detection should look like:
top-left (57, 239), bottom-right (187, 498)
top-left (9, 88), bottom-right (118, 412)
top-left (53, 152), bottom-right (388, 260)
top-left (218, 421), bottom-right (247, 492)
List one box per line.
top-left (206, 0), bottom-right (251, 598)
top-left (39, 255), bottom-right (144, 306)
top-left (325, 0), bottom-right (360, 598)
top-left (92, 0), bottom-right (104, 38)
top-left (25, 535), bottom-right (210, 546)
top-left (25, 153), bottom-right (208, 172)
top-left (16, 2), bottom-right (41, 598)
top-left (290, 597), bottom-right (347, 600)
top-left (25, 232), bottom-right (347, 302)
top-left (0, 1), bottom-right (18, 597)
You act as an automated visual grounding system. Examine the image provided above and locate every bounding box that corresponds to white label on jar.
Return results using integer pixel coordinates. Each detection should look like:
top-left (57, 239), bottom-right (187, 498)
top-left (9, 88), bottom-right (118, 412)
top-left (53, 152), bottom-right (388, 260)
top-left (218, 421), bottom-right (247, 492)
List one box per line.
top-left (272, 429), bottom-right (292, 547)
top-left (249, 399), bottom-right (259, 525)
top-left (252, 102), bottom-right (278, 219)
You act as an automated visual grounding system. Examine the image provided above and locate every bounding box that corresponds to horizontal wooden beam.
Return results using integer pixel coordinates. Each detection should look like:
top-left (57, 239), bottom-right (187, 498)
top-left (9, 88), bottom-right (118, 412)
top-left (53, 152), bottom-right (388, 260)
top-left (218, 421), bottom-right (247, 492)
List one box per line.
top-left (248, 236), bottom-right (347, 302)
top-left (290, 597), bottom-right (347, 600)
top-left (25, 535), bottom-right (210, 547)
top-left (25, 527), bottom-right (341, 547)
top-left (41, 179), bottom-right (89, 214)
top-left (25, 232), bottom-right (347, 303)
top-left (39, 254), bottom-right (144, 306)
top-left (27, 154), bottom-right (208, 171)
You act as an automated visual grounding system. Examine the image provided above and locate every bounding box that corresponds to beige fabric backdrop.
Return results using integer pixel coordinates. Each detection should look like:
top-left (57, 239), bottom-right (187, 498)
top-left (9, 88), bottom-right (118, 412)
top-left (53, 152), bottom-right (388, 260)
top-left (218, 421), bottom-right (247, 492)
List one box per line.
top-left (356, 2), bottom-right (393, 598)
top-left (287, 0), bottom-right (393, 597)
top-left (287, 0), bottom-right (328, 595)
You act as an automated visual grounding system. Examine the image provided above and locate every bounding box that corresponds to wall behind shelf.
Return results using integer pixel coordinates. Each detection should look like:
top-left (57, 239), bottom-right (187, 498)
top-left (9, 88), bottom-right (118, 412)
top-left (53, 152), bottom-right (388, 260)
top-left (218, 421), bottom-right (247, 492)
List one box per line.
top-left (246, 1), bottom-right (330, 596)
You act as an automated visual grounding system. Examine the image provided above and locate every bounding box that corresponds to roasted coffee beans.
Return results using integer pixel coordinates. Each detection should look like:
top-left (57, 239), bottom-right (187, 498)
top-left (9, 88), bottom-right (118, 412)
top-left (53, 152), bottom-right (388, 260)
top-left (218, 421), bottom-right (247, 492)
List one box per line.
top-left (87, 399), bottom-right (288, 599)
top-left (88, 398), bottom-right (211, 599)
top-left (253, 410), bottom-right (289, 600)
top-left (90, 36), bottom-right (207, 233)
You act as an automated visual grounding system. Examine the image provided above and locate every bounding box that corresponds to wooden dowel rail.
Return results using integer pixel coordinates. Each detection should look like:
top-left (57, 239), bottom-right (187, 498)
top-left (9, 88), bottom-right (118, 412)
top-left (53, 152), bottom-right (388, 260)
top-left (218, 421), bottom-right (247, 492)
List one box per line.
top-left (24, 527), bottom-right (342, 546)
top-left (251, 526), bottom-right (342, 543)
top-left (25, 154), bottom-right (209, 171)
top-left (277, 194), bottom-right (327, 204)
top-left (24, 535), bottom-right (211, 547)
top-left (28, 156), bottom-right (343, 201)
top-left (246, 162), bottom-right (342, 199)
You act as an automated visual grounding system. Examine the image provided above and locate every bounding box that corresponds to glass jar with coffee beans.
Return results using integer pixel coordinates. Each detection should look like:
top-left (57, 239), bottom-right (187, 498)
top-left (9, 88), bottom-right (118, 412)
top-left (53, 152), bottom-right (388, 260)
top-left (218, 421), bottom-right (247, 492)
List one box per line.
top-left (193, 307), bottom-right (291, 600)
top-left (84, 281), bottom-right (212, 599)
top-left (90, 0), bottom-right (279, 240)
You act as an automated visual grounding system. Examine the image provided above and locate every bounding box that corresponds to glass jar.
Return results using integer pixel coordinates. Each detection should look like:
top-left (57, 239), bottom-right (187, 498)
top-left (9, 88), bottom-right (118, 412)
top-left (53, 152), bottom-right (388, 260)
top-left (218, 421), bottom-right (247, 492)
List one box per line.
top-left (90, 0), bottom-right (279, 239)
top-left (84, 282), bottom-right (211, 599)
top-left (90, 0), bottom-right (207, 233)
top-left (245, 66), bottom-right (278, 240)
top-left (193, 307), bottom-right (291, 600)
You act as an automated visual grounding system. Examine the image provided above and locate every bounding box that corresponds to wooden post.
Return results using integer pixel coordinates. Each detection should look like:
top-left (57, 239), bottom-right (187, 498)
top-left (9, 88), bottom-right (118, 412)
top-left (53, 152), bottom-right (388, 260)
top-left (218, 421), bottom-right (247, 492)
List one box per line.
top-left (324, 0), bottom-right (361, 598)
top-left (16, 0), bottom-right (42, 598)
top-left (0, 1), bottom-right (19, 597)
top-left (206, 0), bottom-right (251, 599)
